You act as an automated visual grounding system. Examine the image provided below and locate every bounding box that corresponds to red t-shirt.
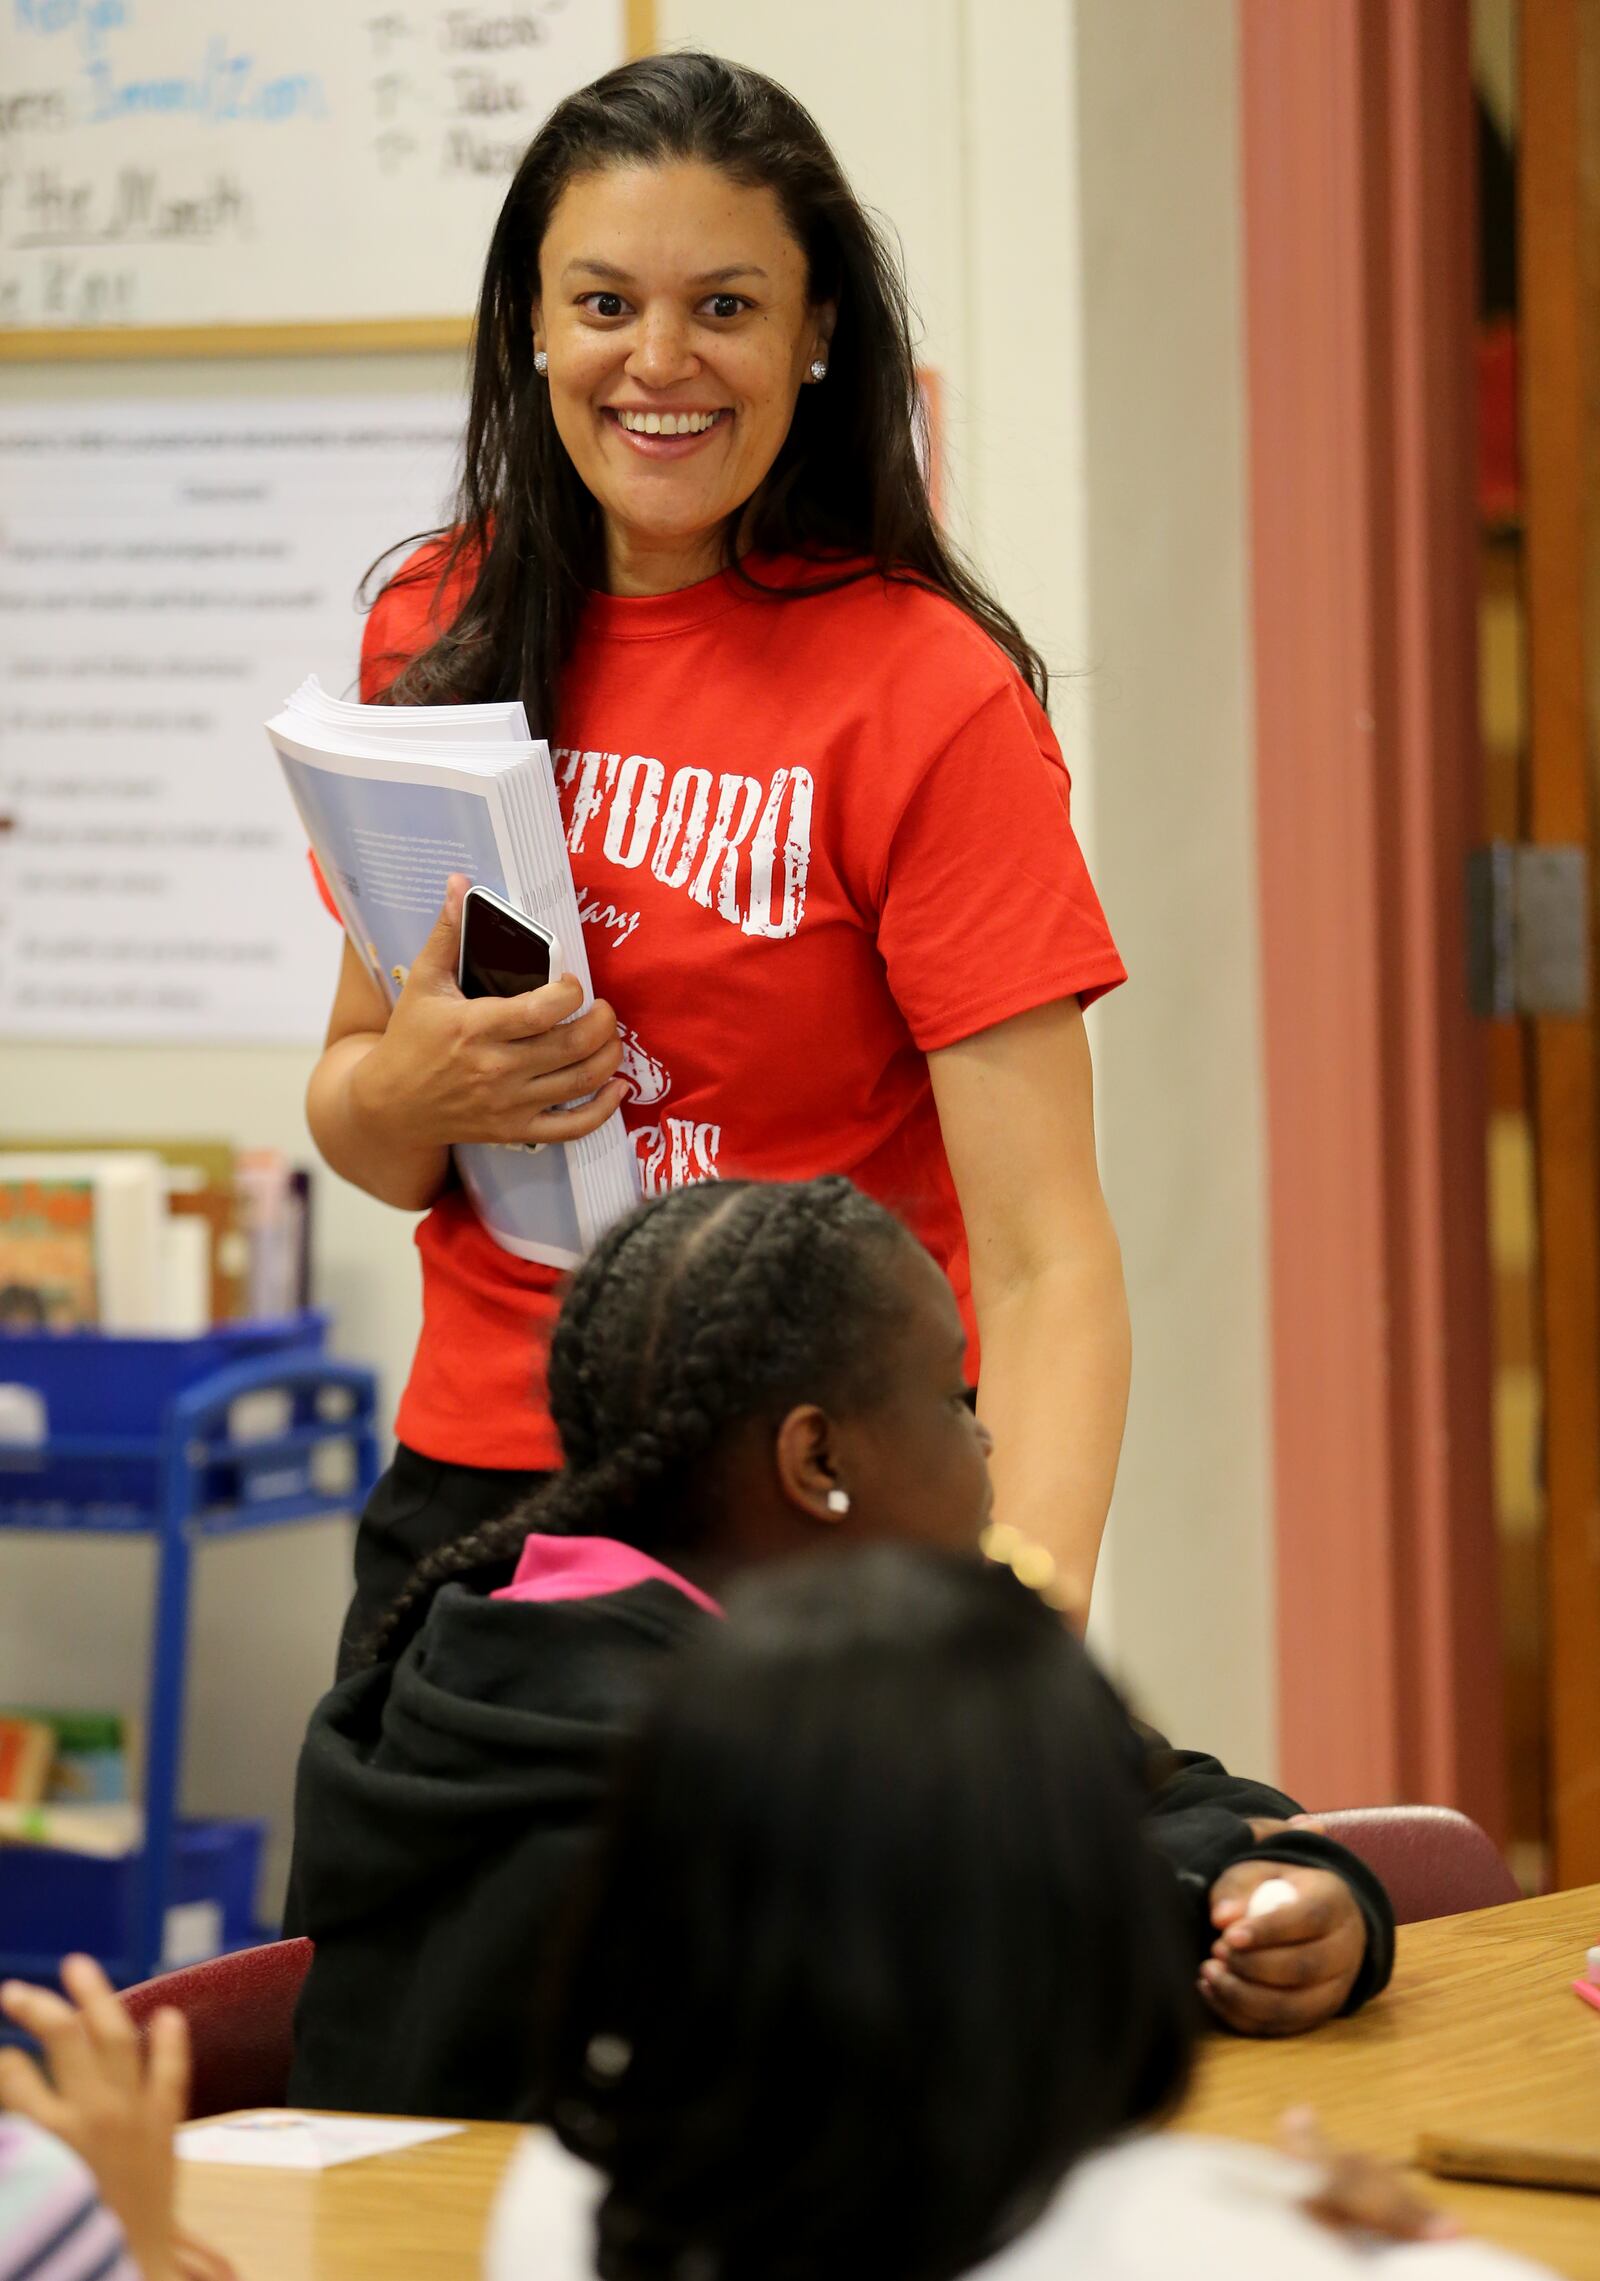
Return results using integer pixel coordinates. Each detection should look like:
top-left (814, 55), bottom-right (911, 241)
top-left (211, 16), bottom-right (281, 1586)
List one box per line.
top-left (333, 547), bottom-right (1125, 1468)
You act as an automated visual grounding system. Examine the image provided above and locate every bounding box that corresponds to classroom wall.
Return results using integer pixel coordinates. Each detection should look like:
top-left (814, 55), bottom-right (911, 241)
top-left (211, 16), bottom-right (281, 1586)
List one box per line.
top-left (1065, 1), bottom-right (1276, 1775)
top-left (0, 0), bottom-right (1276, 1918)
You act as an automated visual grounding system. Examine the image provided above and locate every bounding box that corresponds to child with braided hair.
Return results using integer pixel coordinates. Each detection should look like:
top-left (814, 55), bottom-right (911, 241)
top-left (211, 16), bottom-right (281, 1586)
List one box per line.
top-left (286, 1178), bottom-right (1394, 2124)
top-left (363, 1170), bottom-right (970, 1673)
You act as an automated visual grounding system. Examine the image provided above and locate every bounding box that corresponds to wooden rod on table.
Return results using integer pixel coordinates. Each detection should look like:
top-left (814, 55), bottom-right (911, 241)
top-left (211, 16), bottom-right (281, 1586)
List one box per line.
top-left (1418, 2133), bottom-right (1600, 2194)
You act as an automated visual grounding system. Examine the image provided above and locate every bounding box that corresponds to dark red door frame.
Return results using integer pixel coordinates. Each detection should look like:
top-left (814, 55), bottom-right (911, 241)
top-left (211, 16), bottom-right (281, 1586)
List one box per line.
top-left (1239, 0), bottom-right (1505, 1831)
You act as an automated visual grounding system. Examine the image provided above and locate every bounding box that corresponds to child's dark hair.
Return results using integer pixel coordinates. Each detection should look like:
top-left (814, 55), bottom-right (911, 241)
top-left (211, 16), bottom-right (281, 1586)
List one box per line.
top-left (364, 1177), bottom-right (917, 1666)
top-left (533, 1544), bottom-right (1199, 2281)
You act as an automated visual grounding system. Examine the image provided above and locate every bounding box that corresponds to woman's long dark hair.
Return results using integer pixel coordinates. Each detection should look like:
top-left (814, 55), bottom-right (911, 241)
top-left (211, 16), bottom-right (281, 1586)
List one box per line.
top-left (534, 1545), bottom-right (1198, 2281)
top-left (363, 1177), bottom-right (916, 1667)
top-left (372, 51), bottom-right (1047, 732)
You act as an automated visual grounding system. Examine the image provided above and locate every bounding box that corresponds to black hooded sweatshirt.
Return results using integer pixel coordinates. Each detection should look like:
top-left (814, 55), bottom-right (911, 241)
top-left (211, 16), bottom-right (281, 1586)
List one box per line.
top-left (286, 1544), bottom-right (1394, 2122)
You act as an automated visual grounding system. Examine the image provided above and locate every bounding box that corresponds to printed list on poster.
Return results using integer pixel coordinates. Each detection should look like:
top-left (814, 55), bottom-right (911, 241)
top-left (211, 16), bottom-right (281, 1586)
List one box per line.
top-left (0, 397), bottom-right (463, 1044)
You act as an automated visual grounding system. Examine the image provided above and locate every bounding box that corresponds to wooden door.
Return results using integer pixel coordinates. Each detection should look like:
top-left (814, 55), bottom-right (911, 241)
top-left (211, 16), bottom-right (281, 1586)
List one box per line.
top-left (1520, 0), bottom-right (1600, 1887)
top-left (1240, 0), bottom-right (1504, 1830)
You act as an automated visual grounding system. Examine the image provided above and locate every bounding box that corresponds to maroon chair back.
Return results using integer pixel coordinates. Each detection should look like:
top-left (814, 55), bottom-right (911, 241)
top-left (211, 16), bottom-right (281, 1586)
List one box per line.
top-left (120, 1937), bottom-right (312, 2119)
top-left (1309, 1806), bottom-right (1520, 1923)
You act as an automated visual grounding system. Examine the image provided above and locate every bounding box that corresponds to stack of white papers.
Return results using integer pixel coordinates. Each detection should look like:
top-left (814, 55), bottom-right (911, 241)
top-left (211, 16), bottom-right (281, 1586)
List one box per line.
top-left (267, 679), bottom-right (638, 1271)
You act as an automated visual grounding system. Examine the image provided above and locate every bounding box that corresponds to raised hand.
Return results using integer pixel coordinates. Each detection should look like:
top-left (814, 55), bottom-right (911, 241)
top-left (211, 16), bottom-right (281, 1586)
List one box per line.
top-left (0, 1954), bottom-right (234, 2281)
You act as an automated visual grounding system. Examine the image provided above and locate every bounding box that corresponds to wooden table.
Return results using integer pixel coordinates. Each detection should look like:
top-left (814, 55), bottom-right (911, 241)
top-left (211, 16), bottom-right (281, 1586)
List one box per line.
top-left (1179, 1883), bottom-right (1600, 2277)
top-left (180, 1887), bottom-right (1600, 2280)
top-left (178, 2117), bottom-right (524, 2279)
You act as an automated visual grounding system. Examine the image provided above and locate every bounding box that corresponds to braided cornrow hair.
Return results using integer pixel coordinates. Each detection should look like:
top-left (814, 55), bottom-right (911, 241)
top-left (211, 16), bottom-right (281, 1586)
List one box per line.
top-left (362, 1178), bottom-right (916, 1667)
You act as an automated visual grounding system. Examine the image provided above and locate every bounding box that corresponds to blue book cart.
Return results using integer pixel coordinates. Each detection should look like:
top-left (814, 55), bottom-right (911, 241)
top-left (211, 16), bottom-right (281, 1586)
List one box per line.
top-left (0, 1316), bottom-right (378, 1986)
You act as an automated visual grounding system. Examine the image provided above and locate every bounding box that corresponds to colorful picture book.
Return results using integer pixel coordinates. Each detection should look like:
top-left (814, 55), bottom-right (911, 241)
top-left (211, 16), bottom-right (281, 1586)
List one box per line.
top-left (0, 1716), bottom-right (54, 1805)
top-left (0, 1178), bottom-right (98, 1331)
top-left (0, 1709), bottom-right (141, 1854)
top-left (0, 1156), bottom-right (164, 1331)
top-left (0, 1707), bottom-right (139, 1804)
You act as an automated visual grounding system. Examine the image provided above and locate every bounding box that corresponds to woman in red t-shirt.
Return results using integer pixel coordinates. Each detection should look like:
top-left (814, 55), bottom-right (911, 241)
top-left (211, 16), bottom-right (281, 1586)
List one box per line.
top-left (308, 52), bottom-right (1130, 1664)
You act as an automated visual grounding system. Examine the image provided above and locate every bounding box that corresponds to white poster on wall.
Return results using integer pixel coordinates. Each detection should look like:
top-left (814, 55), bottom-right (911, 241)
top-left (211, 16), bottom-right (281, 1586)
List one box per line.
top-left (0, 1), bottom-right (628, 333)
top-left (0, 394), bottom-right (465, 1044)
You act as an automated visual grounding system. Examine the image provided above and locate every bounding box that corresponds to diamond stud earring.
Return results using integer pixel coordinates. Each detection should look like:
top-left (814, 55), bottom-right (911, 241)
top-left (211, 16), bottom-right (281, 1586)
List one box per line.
top-left (534, 349), bottom-right (549, 376)
top-left (825, 1487), bottom-right (851, 1516)
top-left (808, 358), bottom-right (828, 382)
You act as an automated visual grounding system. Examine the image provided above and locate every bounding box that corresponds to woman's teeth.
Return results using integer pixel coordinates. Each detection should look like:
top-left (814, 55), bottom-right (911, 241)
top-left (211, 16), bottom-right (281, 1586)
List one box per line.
top-left (614, 409), bottom-right (724, 436)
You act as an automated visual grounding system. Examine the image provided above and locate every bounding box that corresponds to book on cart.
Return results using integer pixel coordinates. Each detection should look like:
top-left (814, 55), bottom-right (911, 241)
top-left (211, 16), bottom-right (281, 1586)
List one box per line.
top-left (0, 1717), bottom-right (52, 1806)
top-left (267, 676), bottom-right (638, 1271)
top-left (0, 1143), bottom-right (313, 1330)
top-left (0, 1706), bottom-right (141, 1854)
top-left (0, 1153), bottom-right (165, 1330)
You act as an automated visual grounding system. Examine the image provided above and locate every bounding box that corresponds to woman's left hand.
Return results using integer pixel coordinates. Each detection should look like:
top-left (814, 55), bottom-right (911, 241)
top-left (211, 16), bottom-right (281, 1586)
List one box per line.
top-left (1199, 1858), bottom-right (1367, 2035)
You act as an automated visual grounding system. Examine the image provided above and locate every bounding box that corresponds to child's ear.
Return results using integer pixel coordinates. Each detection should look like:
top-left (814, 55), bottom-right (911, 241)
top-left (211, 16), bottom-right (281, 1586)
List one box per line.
top-left (773, 1403), bottom-right (850, 1525)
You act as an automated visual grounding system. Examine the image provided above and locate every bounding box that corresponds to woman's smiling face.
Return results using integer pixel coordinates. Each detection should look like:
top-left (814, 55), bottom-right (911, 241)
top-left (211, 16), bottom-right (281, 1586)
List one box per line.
top-left (533, 159), bottom-right (833, 594)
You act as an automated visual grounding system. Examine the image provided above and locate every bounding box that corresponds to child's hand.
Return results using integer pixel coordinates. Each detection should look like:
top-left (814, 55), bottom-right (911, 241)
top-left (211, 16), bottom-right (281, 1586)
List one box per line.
top-left (0, 1953), bottom-right (229, 2281)
top-left (1280, 2106), bottom-right (1461, 2241)
top-left (1200, 1859), bottom-right (1366, 2034)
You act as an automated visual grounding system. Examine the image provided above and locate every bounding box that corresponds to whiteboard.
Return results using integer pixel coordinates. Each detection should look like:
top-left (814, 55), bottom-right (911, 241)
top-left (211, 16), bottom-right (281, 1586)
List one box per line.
top-left (0, 394), bottom-right (464, 1043)
top-left (0, 0), bottom-right (640, 347)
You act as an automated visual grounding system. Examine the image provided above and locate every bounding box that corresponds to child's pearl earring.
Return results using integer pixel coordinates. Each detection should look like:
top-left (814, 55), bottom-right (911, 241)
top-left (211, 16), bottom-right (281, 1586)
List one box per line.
top-left (825, 1487), bottom-right (851, 1516)
top-left (808, 357), bottom-right (828, 382)
top-left (534, 349), bottom-right (549, 376)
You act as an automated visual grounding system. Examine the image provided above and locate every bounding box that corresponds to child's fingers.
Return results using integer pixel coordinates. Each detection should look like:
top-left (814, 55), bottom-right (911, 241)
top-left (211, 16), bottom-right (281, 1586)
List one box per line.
top-left (1221, 1875), bottom-right (1343, 1950)
top-left (0, 1978), bottom-right (96, 2096)
top-left (1305, 2168), bottom-right (1457, 2243)
top-left (0, 1976), bottom-right (75, 2034)
top-left (1199, 1960), bottom-right (1343, 2036)
top-left (146, 2006), bottom-right (192, 2129)
top-left (1209, 1857), bottom-right (1306, 1931)
top-left (59, 1953), bottom-right (141, 2082)
top-left (0, 2041), bottom-right (69, 2139)
top-left (1214, 1930), bottom-right (1354, 1992)
top-left (1279, 2109), bottom-right (1461, 2246)
top-left (59, 1953), bottom-right (122, 2026)
top-left (1279, 2104), bottom-right (1328, 2160)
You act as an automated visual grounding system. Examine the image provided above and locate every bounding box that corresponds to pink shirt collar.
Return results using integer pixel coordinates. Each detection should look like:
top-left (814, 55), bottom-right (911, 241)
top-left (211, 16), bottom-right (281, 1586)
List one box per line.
top-left (491, 1533), bottom-right (724, 1618)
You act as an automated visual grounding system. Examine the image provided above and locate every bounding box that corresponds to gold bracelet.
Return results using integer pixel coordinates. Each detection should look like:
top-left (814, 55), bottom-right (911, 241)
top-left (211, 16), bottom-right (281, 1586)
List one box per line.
top-left (978, 1521), bottom-right (1078, 1616)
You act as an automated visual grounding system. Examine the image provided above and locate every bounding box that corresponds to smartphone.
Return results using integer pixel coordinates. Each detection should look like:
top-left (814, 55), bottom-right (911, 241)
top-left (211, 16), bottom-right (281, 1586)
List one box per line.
top-left (457, 885), bottom-right (560, 1001)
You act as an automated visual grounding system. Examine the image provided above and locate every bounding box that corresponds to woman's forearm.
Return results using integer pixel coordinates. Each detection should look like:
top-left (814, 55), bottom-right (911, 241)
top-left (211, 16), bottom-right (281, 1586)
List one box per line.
top-left (306, 1032), bottom-right (452, 1213)
top-left (974, 1223), bottom-right (1131, 1618)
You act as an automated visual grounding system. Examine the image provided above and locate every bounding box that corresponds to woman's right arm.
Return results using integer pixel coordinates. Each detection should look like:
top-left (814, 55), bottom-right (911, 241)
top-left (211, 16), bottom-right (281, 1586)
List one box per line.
top-left (306, 875), bottom-right (626, 1213)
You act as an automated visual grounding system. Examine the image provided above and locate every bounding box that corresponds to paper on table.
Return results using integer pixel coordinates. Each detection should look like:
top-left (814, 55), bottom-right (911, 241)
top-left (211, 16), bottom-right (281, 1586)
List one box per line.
top-left (177, 2111), bottom-right (463, 2170)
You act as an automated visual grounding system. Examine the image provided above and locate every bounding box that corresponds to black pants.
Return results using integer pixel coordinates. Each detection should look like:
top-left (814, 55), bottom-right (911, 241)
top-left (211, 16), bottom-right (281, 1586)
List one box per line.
top-left (335, 1443), bottom-right (550, 1678)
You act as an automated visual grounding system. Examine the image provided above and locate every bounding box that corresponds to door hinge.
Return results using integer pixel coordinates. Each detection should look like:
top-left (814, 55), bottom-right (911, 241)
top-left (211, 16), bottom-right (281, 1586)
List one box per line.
top-left (1467, 842), bottom-right (1590, 1018)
